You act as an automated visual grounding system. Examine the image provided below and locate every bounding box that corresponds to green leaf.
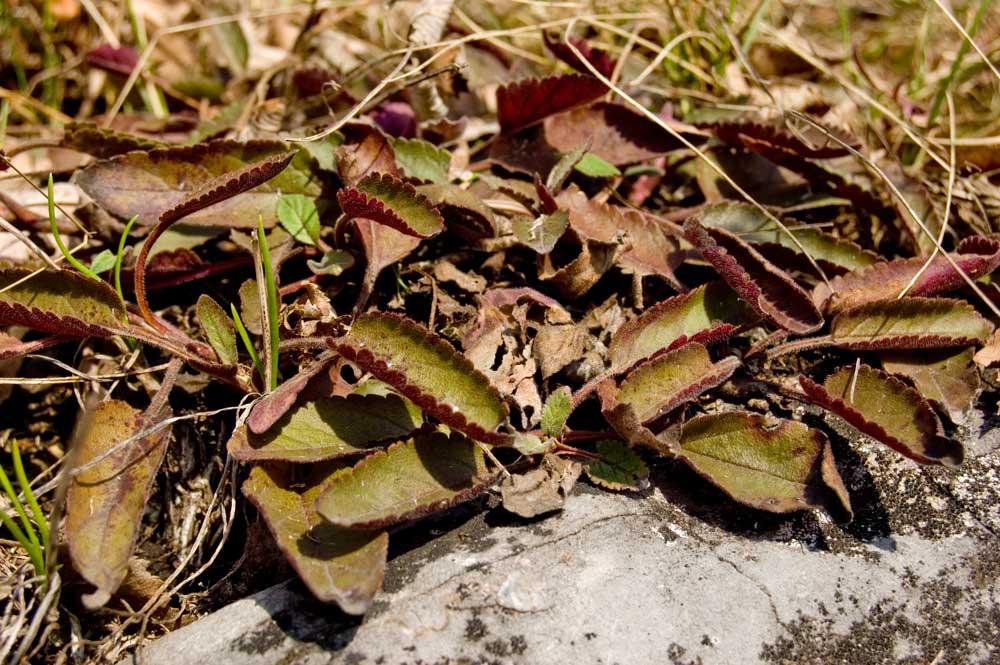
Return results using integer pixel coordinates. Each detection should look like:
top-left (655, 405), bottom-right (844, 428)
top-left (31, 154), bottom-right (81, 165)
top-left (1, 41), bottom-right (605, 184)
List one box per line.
top-left (609, 281), bottom-right (757, 372)
top-left (337, 172), bottom-right (445, 238)
top-left (679, 412), bottom-right (852, 520)
top-left (314, 432), bottom-right (494, 529)
top-left (880, 347), bottom-right (980, 420)
top-left (546, 139), bottom-right (591, 192)
top-left (243, 464), bottom-right (388, 614)
top-left (65, 400), bottom-right (172, 608)
top-left (513, 210), bottom-right (569, 254)
top-left (89, 249), bottom-right (117, 274)
top-left (335, 312), bottom-right (509, 443)
top-left (585, 440), bottom-right (648, 491)
top-left (77, 140), bottom-right (320, 227)
top-left (276, 194), bottom-right (320, 246)
top-left (308, 249), bottom-right (355, 275)
top-left (830, 297), bottom-right (993, 350)
top-left (541, 387), bottom-right (572, 438)
top-left (392, 137), bottom-right (451, 184)
top-left (574, 152), bottom-right (622, 178)
top-left (0, 269), bottom-right (127, 337)
top-left (196, 294), bottom-right (238, 366)
top-left (800, 365), bottom-right (963, 466)
top-left (228, 393), bottom-right (423, 462)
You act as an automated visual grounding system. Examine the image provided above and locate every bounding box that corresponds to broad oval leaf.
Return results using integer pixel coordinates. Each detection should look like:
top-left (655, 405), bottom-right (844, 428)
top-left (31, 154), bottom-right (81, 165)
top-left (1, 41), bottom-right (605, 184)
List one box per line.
top-left (830, 297), bottom-right (993, 350)
top-left (197, 294), bottom-right (238, 365)
top-left (685, 215), bottom-right (824, 334)
top-left (314, 432), bottom-right (494, 529)
top-left (228, 393), bottom-right (423, 462)
top-left (77, 140), bottom-right (319, 227)
top-left (679, 411), bottom-right (852, 520)
top-left (243, 464), bottom-right (388, 614)
top-left (335, 312), bottom-right (509, 443)
top-left (585, 440), bottom-right (648, 492)
top-left (800, 365), bottom-right (963, 466)
top-left (513, 210), bottom-right (569, 254)
top-left (0, 269), bottom-right (126, 336)
top-left (880, 347), bottom-right (980, 420)
top-left (66, 400), bottom-right (172, 608)
top-left (609, 281), bottom-right (757, 372)
top-left (337, 172), bottom-right (444, 238)
top-left (496, 74), bottom-right (607, 133)
top-left (614, 343), bottom-right (740, 424)
top-left (392, 137), bottom-right (451, 184)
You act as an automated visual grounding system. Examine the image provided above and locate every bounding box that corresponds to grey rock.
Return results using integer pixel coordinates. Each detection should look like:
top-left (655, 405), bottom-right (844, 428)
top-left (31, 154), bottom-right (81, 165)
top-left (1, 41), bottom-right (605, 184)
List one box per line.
top-left (125, 408), bottom-right (1000, 665)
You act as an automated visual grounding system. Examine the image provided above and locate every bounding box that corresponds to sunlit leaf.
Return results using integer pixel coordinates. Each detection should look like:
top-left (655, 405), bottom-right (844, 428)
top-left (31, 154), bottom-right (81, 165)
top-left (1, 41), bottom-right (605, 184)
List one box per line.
top-left (337, 172), bottom-right (444, 238)
top-left (705, 113), bottom-right (857, 160)
top-left (0, 269), bottom-right (127, 337)
top-left (541, 387), bottom-right (572, 438)
top-left (830, 297), bottom-right (993, 350)
top-left (575, 153), bottom-right (621, 178)
top-left (392, 137), bottom-right (451, 184)
top-left (880, 347), bottom-right (980, 420)
top-left (66, 400), bottom-right (171, 608)
top-left (513, 210), bottom-right (569, 254)
top-left (800, 365), bottom-right (963, 466)
top-left (678, 411), bottom-right (852, 520)
top-left (228, 393), bottom-right (423, 462)
top-left (196, 294), bottom-right (238, 365)
top-left (243, 464), bottom-right (388, 614)
top-left (314, 432), bottom-right (494, 529)
top-left (276, 194), bottom-right (321, 246)
top-left (496, 74), bottom-right (607, 133)
top-left (501, 453), bottom-right (580, 518)
top-left (585, 440), bottom-right (648, 491)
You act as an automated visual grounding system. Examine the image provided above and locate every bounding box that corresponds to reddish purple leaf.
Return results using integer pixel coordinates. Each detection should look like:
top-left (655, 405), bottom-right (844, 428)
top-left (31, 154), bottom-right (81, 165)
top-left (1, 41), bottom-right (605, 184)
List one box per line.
top-left (705, 113), bottom-right (858, 160)
top-left (496, 74), bottom-right (607, 133)
top-left (542, 31), bottom-right (617, 78)
top-left (372, 101), bottom-right (417, 138)
top-left (337, 172), bottom-right (444, 238)
top-left (85, 44), bottom-right (139, 75)
top-left (684, 216), bottom-right (824, 334)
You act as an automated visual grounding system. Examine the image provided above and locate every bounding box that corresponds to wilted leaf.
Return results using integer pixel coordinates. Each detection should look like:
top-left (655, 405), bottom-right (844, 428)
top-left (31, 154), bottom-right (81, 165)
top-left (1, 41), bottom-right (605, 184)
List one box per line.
top-left (501, 453), bottom-right (581, 518)
top-left (881, 348), bottom-right (980, 420)
top-left (974, 330), bottom-right (1000, 368)
top-left (276, 194), bottom-right (320, 246)
top-left (338, 172), bottom-right (444, 238)
top-left (350, 218), bottom-right (421, 306)
top-left (613, 343), bottom-right (740, 424)
top-left (335, 312), bottom-right (509, 443)
top-left (0, 269), bottom-right (127, 337)
top-left (336, 125), bottom-right (399, 185)
top-left (392, 137), bottom-right (451, 184)
top-left (685, 216), bottom-right (824, 334)
top-left (315, 432), bottom-right (494, 528)
top-left (77, 140), bottom-right (320, 227)
top-left (705, 113), bottom-right (856, 160)
top-left (197, 294), bottom-right (237, 365)
top-left (66, 400), bottom-right (172, 608)
top-left (243, 464), bottom-right (388, 614)
top-left (813, 236), bottom-right (1000, 312)
top-left (678, 411), bottom-right (852, 520)
top-left (513, 210), bottom-right (569, 254)
top-left (800, 365), bottom-right (963, 466)
top-left (496, 74), bottom-right (607, 133)
top-left (830, 297), bottom-right (993, 350)
top-left (418, 183), bottom-right (497, 239)
top-left (541, 387), bottom-right (572, 438)
top-left (585, 440), bottom-right (648, 491)
top-left (538, 233), bottom-right (621, 299)
top-left (609, 281), bottom-right (757, 372)
top-left (62, 122), bottom-right (163, 158)
top-left (228, 393), bottom-right (423, 462)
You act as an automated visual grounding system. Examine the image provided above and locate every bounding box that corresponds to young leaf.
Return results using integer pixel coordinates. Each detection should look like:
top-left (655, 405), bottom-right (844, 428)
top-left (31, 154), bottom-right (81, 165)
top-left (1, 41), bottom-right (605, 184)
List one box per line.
top-left (0, 269), bottom-right (127, 337)
top-left (392, 137), bottom-right (451, 184)
top-left (308, 250), bottom-right (355, 275)
top-left (276, 194), bottom-right (320, 246)
top-left (830, 297), bottom-right (993, 350)
top-left (609, 281), bottom-right (757, 372)
top-left (800, 365), bottom-right (963, 466)
top-left (243, 464), bottom-right (388, 614)
top-left (77, 140), bottom-right (319, 227)
top-left (813, 236), bottom-right (1000, 312)
top-left (196, 295), bottom-right (238, 366)
top-left (613, 343), bottom-right (740, 424)
top-left (228, 393), bottom-right (423, 462)
top-left (314, 432), bottom-right (494, 529)
top-left (337, 172), bottom-right (445, 238)
top-left (335, 312), bottom-right (509, 443)
top-left (541, 387), bottom-right (572, 438)
top-left (496, 74), bottom-right (607, 133)
top-left (575, 153), bottom-right (621, 178)
top-left (89, 250), bottom-right (117, 274)
top-left (880, 347), bottom-right (980, 420)
top-left (678, 412), bottom-right (852, 520)
top-left (65, 400), bottom-right (172, 608)
top-left (513, 210), bottom-right (569, 254)
top-left (585, 440), bottom-right (648, 491)
top-left (685, 216), bottom-right (824, 334)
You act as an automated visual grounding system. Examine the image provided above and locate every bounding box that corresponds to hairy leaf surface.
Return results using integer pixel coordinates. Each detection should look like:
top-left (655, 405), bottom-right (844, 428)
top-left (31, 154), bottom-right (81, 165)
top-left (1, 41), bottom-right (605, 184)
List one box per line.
top-left (0, 269), bottom-right (127, 336)
top-left (496, 74), bottom-right (607, 132)
top-left (830, 298), bottom-right (993, 349)
top-left (585, 440), bottom-right (648, 491)
top-left (881, 348), bottom-right (980, 420)
top-left (61, 122), bottom-right (163, 158)
top-left (196, 295), bottom-right (238, 365)
top-left (338, 172), bottom-right (444, 238)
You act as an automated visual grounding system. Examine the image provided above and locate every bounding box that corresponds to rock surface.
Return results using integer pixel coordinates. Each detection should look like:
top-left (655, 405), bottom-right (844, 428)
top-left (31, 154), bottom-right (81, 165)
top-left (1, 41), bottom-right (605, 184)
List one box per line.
top-left (125, 409), bottom-right (1000, 665)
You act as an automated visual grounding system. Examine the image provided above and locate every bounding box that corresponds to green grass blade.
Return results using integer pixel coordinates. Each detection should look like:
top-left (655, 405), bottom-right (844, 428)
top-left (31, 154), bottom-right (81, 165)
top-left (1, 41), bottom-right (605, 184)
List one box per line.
top-left (257, 217), bottom-right (281, 392)
top-left (11, 441), bottom-right (48, 550)
top-left (231, 303), bottom-right (266, 381)
top-left (48, 174), bottom-right (100, 280)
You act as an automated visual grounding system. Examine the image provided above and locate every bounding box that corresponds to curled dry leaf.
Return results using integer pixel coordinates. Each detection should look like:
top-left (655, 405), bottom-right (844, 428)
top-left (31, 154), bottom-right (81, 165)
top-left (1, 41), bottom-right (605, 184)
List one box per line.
top-left (684, 215), bottom-right (824, 334)
top-left (418, 183), bottom-right (497, 239)
top-left (66, 400), bottom-right (172, 608)
top-left (880, 347), bottom-right (980, 420)
top-left (229, 393), bottom-right (423, 462)
top-left (314, 432), bottom-right (495, 529)
top-left (800, 365), bottom-right (963, 466)
top-left (337, 172), bottom-right (445, 238)
top-left (609, 281), bottom-right (757, 373)
top-left (243, 464), bottom-right (388, 614)
top-left (336, 124), bottom-right (399, 185)
top-left (501, 453), bottom-right (582, 518)
top-left (0, 269), bottom-right (127, 337)
top-left (496, 74), bottom-right (608, 133)
top-left (678, 411), bottom-right (852, 521)
top-left (830, 297), bottom-right (993, 350)
top-left (335, 312), bottom-right (509, 443)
